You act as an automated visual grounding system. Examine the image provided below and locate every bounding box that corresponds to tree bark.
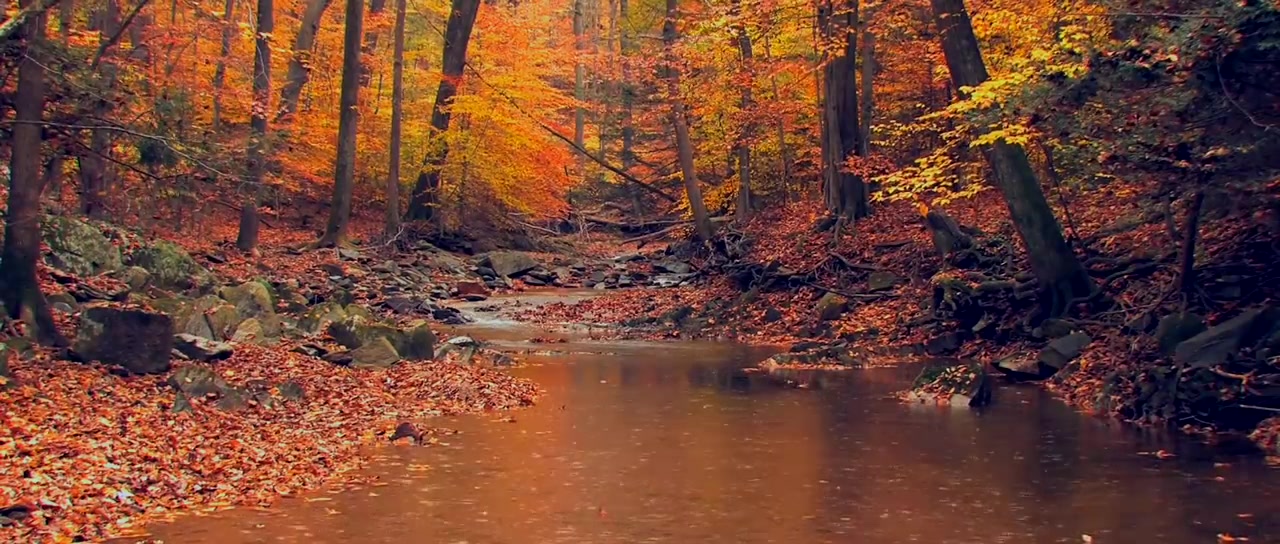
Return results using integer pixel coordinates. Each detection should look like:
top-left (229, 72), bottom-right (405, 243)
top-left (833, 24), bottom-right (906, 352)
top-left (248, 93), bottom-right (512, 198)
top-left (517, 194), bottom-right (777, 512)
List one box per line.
top-left (732, 0), bottom-right (753, 222)
top-left (619, 0), bottom-right (641, 219)
top-left (819, 0), bottom-right (867, 222)
top-left (236, 0), bottom-right (273, 251)
top-left (930, 0), bottom-right (1093, 315)
top-left (360, 0), bottom-right (388, 87)
top-left (80, 0), bottom-right (122, 219)
top-left (59, 0), bottom-right (72, 43)
top-left (211, 0), bottom-right (234, 130)
top-left (1177, 189), bottom-right (1205, 295)
top-left (1, 0), bottom-right (65, 346)
top-left (857, 16), bottom-right (873, 156)
top-left (274, 0), bottom-right (335, 125)
top-left (572, 0), bottom-right (586, 149)
top-left (316, 0), bottom-right (365, 246)
top-left (406, 0), bottom-right (481, 221)
top-left (663, 0), bottom-right (713, 241)
top-left (385, 0), bottom-right (406, 239)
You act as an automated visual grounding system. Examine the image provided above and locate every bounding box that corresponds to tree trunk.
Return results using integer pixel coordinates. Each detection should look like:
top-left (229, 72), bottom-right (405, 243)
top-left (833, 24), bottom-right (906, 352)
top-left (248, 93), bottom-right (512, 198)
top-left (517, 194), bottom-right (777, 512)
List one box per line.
top-left (619, 0), bottom-right (641, 220)
top-left (819, 0), bottom-right (867, 222)
top-left (406, 0), bottom-right (481, 221)
top-left (385, 0), bottom-right (406, 240)
top-left (316, 0), bottom-right (365, 247)
top-left (857, 17), bottom-right (873, 156)
top-left (732, 0), bottom-right (753, 222)
top-left (930, 0), bottom-right (1093, 315)
top-left (274, 0), bottom-right (335, 125)
top-left (60, 0), bottom-right (72, 43)
top-left (572, 0), bottom-right (586, 149)
top-left (762, 33), bottom-right (791, 201)
top-left (360, 0), bottom-right (388, 87)
top-left (236, 0), bottom-right (273, 251)
top-left (1177, 188), bottom-right (1205, 295)
top-left (80, 0), bottom-right (121, 219)
top-left (663, 0), bottom-right (713, 241)
top-left (211, 0), bottom-right (234, 130)
top-left (1, 0), bottom-right (65, 346)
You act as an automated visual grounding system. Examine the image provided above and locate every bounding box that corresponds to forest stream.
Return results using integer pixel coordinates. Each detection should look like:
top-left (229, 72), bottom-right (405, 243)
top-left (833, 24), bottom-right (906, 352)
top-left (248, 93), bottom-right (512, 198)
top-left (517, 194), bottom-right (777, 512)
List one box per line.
top-left (113, 292), bottom-right (1280, 544)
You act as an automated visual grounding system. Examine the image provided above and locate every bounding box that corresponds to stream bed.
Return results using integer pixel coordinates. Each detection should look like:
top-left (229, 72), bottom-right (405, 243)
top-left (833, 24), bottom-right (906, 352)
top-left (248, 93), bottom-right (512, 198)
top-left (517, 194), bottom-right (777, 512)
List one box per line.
top-left (122, 298), bottom-right (1280, 544)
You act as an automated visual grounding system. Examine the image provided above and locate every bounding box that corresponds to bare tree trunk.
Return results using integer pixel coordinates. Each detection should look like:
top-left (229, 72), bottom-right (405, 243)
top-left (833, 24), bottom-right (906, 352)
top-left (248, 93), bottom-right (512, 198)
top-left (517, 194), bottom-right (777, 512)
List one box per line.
top-left (275, 0), bottom-right (335, 125)
top-left (762, 33), bottom-right (791, 202)
top-left (732, 0), bottom-right (753, 222)
top-left (385, 0), bottom-right (406, 240)
top-left (236, 0), bottom-right (273, 251)
top-left (316, 0), bottom-right (365, 247)
top-left (360, 0), bottom-right (388, 87)
top-left (211, 0), bottom-right (234, 130)
top-left (1177, 188), bottom-right (1205, 295)
top-left (619, 0), bottom-right (641, 220)
top-left (80, 0), bottom-right (122, 219)
top-left (572, 0), bottom-right (586, 149)
top-left (1, 0), bottom-right (65, 346)
top-left (819, 0), bottom-right (867, 222)
top-left (406, 0), bottom-right (481, 221)
top-left (60, 0), bottom-right (72, 43)
top-left (931, 0), bottom-right (1093, 315)
top-left (857, 14), bottom-right (873, 156)
top-left (663, 0), bottom-right (713, 241)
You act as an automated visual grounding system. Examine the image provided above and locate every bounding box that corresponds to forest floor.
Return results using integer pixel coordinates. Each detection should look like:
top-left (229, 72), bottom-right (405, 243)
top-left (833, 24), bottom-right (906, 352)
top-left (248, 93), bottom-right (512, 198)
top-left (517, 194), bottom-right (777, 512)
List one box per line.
top-left (0, 204), bottom-right (545, 543)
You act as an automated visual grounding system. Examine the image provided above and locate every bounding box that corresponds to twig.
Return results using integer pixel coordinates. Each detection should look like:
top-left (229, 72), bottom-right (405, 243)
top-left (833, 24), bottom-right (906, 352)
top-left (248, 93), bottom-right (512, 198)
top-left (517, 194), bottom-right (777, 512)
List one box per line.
top-left (1236, 404), bottom-right (1280, 413)
top-left (91, 0), bottom-right (154, 69)
top-left (1216, 55), bottom-right (1274, 133)
top-left (801, 280), bottom-right (895, 301)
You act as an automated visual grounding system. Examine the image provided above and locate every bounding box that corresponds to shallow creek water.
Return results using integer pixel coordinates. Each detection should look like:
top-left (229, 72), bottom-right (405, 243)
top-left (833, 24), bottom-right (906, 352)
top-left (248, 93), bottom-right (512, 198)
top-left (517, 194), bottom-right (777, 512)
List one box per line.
top-left (123, 294), bottom-right (1280, 544)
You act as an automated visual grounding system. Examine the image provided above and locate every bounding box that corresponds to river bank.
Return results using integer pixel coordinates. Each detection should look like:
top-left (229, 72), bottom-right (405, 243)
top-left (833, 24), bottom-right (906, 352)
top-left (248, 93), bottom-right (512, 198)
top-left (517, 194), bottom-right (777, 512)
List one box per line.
top-left (505, 193), bottom-right (1280, 459)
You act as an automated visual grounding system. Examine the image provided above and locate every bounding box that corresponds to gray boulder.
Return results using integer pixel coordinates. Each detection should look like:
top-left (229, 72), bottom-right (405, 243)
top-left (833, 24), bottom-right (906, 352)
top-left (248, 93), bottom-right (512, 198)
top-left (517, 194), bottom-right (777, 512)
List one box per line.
top-left (173, 334), bottom-right (234, 362)
top-left (220, 281), bottom-right (275, 319)
top-left (906, 362), bottom-right (992, 407)
top-left (1155, 312), bottom-right (1207, 355)
top-left (129, 241), bottom-right (215, 292)
top-left (1038, 332), bottom-right (1092, 371)
top-left (168, 365), bottom-right (232, 398)
top-left (400, 321), bottom-right (437, 360)
top-left (75, 307), bottom-right (174, 374)
top-left (481, 251), bottom-right (539, 277)
top-left (867, 271), bottom-right (901, 292)
top-left (327, 315), bottom-right (401, 350)
top-left (41, 215), bottom-right (123, 277)
top-left (350, 337), bottom-right (401, 369)
top-left (654, 260), bottom-right (693, 275)
top-left (299, 302), bottom-right (348, 335)
top-left (120, 266), bottom-right (151, 291)
top-left (815, 292), bottom-right (848, 321)
top-left (1173, 308), bottom-right (1276, 368)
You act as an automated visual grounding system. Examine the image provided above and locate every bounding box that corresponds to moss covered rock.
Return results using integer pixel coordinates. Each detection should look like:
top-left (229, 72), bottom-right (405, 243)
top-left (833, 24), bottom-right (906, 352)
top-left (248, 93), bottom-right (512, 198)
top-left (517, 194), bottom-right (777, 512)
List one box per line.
top-left (41, 215), bottom-right (123, 277)
top-left (220, 281), bottom-right (275, 319)
top-left (129, 241), bottom-right (214, 293)
top-left (300, 302), bottom-right (348, 335)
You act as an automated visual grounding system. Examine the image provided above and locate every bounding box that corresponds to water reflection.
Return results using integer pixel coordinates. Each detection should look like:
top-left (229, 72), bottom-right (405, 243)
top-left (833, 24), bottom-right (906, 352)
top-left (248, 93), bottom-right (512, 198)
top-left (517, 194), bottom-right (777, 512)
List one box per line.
top-left (126, 341), bottom-right (1278, 544)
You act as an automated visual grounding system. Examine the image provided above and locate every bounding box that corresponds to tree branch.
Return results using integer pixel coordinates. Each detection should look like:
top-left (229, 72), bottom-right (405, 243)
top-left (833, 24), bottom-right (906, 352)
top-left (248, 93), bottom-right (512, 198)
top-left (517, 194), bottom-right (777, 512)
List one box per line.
top-left (0, 0), bottom-right (62, 42)
top-left (90, 0), bottom-right (153, 70)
